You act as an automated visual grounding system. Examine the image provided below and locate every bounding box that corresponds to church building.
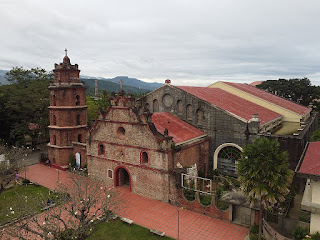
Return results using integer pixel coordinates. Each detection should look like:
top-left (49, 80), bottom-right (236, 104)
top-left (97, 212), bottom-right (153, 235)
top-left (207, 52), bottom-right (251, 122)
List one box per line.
top-left (87, 89), bottom-right (210, 202)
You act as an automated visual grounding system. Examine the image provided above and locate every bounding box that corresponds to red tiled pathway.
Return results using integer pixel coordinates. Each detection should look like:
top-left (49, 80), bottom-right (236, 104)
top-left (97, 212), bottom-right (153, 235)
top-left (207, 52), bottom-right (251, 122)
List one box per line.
top-left (21, 164), bottom-right (248, 240)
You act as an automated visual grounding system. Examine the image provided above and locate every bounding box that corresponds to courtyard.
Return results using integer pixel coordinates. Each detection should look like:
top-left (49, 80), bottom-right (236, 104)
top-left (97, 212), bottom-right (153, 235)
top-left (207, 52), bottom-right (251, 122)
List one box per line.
top-left (19, 164), bottom-right (248, 240)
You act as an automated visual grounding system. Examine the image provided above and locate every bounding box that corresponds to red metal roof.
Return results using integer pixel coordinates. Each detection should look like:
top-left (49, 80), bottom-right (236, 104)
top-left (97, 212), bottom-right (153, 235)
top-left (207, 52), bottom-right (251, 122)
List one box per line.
top-left (177, 86), bottom-right (281, 125)
top-left (299, 142), bottom-right (320, 176)
top-left (151, 112), bottom-right (206, 144)
top-left (222, 82), bottom-right (310, 115)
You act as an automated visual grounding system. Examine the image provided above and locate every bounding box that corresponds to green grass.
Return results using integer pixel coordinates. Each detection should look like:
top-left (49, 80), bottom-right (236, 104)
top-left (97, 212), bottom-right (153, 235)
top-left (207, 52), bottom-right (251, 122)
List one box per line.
top-left (0, 184), bottom-right (57, 226)
top-left (87, 219), bottom-right (173, 240)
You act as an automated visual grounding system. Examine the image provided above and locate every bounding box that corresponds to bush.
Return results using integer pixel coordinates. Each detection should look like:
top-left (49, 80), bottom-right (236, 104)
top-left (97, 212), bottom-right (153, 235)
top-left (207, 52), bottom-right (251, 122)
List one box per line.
top-left (299, 211), bottom-right (311, 223)
top-left (216, 199), bottom-right (229, 211)
top-left (68, 154), bottom-right (76, 169)
top-left (199, 193), bottom-right (212, 206)
top-left (183, 189), bottom-right (195, 201)
top-left (22, 179), bottom-right (30, 184)
top-left (216, 185), bottom-right (225, 199)
top-left (249, 224), bottom-right (259, 235)
top-left (292, 225), bottom-right (309, 240)
top-left (311, 232), bottom-right (320, 240)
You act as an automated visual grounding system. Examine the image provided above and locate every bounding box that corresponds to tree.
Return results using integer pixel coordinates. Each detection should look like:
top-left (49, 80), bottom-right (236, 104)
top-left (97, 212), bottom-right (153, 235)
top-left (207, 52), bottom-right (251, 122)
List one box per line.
top-left (0, 67), bottom-right (52, 146)
top-left (1, 172), bottom-right (124, 240)
top-left (257, 78), bottom-right (319, 108)
top-left (237, 138), bottom-right (293, 240)
top-left (0, 146), bottom-right (30, 195)
top-left (86, 96), bottom-right (100, 125)
top-left (311, 128), bottom-right (320, 142)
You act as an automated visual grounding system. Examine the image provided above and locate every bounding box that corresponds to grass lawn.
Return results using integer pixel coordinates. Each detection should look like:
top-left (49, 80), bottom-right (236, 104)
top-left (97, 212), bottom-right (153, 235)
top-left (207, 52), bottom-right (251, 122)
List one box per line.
top-left (87, 218), bottom-right (173, 240)
top-left (0, 184), bottom-right (57, 226)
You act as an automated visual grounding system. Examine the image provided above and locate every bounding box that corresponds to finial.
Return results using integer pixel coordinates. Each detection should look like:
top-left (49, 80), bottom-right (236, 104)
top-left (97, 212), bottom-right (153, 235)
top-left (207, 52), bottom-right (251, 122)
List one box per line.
top-left (65, 48), bottom-right (68, 56)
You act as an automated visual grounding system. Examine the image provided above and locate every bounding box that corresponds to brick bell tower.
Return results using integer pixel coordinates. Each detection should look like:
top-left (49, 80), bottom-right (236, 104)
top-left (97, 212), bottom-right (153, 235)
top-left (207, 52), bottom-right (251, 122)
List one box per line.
top-left (48, 50), bottom-right (87, 169)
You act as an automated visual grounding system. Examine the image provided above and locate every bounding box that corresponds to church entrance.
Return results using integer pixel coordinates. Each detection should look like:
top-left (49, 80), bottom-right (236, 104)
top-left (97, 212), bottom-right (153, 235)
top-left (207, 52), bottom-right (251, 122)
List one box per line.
top-left (115, 167), bottom-right (131, 190)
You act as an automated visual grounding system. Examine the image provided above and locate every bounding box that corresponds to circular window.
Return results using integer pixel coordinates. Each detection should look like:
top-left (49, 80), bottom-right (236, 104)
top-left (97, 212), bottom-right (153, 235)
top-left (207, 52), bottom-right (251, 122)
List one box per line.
top-left (162, 94), bottom-right (173, 107)
top-left (117, 127), bottom-right (126, 139)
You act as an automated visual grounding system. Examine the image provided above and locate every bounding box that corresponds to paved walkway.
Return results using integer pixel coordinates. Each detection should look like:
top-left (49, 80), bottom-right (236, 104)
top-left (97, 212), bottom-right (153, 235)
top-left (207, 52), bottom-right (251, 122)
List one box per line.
top-left (21, 164), bottom-right (248, 240)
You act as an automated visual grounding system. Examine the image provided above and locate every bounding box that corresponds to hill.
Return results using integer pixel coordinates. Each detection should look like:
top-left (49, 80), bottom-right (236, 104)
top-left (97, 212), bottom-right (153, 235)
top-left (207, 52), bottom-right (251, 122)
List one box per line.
top-left (82, 76), bottom-right (162, 91)
top-left (82, 78), bottom-right (150, 95)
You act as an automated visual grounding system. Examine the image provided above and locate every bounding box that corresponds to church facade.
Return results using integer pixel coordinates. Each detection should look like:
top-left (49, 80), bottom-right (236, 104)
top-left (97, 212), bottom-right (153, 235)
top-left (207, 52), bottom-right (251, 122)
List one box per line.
top-left (87, 91), bottom-right (210, 201)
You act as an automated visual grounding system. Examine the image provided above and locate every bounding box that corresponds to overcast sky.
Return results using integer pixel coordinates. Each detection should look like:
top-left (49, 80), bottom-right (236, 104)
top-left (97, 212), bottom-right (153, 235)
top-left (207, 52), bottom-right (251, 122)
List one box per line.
top-left (1, 0), bottom-right (320, 86)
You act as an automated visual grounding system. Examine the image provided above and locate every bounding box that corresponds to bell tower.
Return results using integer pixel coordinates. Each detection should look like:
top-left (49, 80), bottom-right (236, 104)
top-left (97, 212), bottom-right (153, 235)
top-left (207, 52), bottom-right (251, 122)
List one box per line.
top-left (48, 50), bottom-right (87, 169)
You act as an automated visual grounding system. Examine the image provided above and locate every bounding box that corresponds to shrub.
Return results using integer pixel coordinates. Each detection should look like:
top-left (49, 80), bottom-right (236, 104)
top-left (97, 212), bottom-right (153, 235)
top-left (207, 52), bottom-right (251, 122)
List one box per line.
top-left (311, 232), bottom-right (320, 240)
top-left (68, 154), bottom-right (76, 169)
top-left (199, 193), bottom-right (212, 206)
top-left (299, 211), bottom-right (311, 223)
top-left (249, 224), bottom-right (259, 235)
top-left (292, 225), bottom-right (309, 240)
top-left (216, 199), bottom-right (229, 211)
top-left (216, 185), bottom-right (224, 199)
top-left (183, 189), bottom-right (195, 201)
top-left (22, 179), bottom-right (30, 184)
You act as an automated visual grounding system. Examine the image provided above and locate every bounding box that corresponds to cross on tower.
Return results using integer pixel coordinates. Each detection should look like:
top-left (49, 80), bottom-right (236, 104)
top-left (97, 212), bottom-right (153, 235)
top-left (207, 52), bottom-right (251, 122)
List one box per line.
top-left (65, 48), bottom-right (68, 56)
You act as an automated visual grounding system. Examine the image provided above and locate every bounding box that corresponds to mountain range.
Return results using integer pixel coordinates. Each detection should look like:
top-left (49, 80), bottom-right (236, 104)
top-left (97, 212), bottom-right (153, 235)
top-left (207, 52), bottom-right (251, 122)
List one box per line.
top-left (0, 70), bottom-right (163, 94)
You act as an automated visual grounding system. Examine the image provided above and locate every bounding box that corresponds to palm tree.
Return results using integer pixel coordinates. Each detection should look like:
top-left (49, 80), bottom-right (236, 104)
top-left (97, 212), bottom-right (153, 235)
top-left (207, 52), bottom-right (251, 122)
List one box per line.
top-left (237, 138), bottom-right (293, 240)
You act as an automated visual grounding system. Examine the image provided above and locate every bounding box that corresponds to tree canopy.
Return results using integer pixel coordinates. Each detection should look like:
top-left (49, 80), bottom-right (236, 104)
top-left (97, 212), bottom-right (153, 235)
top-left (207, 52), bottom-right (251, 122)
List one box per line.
top-left (0, 67), bottom-right (52, 146)
top-left (237, 138), bottom-right (293, 240)
top-left (257, 78), bottom-right (320, 108)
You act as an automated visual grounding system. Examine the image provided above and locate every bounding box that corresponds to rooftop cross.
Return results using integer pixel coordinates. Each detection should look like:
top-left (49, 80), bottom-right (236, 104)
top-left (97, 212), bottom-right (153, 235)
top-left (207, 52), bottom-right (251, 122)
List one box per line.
top-left (65, 48), bottom-right (68, 56)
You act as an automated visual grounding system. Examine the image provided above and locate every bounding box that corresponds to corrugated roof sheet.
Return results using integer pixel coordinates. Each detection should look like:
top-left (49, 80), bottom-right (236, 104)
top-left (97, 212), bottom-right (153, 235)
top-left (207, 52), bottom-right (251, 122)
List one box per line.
top-left (222, 82), bottom-right (310, 115)
top-left (299, 142), bottom-right (320, 176)
top-left (152, 112), bottom-right (206, 144)
top-left (177, 86), bottom-right (281, 124)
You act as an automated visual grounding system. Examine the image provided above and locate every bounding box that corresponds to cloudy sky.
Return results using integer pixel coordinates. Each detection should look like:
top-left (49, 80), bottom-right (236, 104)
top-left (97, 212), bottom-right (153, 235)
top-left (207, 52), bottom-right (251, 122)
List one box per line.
top-left (1, 0), bottom-right (320, 86)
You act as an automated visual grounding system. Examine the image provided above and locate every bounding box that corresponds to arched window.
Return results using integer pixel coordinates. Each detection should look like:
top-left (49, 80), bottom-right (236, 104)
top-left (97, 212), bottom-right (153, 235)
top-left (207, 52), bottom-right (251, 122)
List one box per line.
top-left (78, 134), bottom-right (82, 143)
top-left (52, 95), bottom-right (56, 106)
top-left (187, 104), bottom-right (193, 120)
top-left (196, 109), bottom-right (204, 125)
top-left (99, 144), bottom-right (105, 155)
top-left (117, 127), bottom-right (126, 140)
top-left (141, 151), bottom-right (148, 165)
top-left (76, 114), bottom-right (81, 125)
top-left (153, 99), bottom-right (159, 112)
top-left (217, 146), bottom-right (242, 175)
top-left (177, 100), bottom-right (183, 114)
top-left (76, 95), bottom-right (80, 106)
top-left (52, 115), bottom-right (56, 125)
top-left (52, 135), bottom-right (56, 145)
top-left (144, 103), bottom-right (150, 112)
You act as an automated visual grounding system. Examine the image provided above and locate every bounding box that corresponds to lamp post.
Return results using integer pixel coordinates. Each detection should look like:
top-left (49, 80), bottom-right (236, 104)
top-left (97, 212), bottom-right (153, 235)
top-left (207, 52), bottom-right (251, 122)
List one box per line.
top-left (56, 169), bottom-right (60, 183)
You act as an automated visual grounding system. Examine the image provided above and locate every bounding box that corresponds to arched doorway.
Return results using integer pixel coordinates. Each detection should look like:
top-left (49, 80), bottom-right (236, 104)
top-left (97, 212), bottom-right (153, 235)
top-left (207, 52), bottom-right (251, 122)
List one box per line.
top-left (115, 166), bottom-right (131, 191)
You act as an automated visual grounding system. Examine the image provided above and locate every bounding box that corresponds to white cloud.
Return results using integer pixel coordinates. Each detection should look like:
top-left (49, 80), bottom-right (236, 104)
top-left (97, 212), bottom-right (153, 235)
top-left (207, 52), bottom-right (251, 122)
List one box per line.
top-left (1, 0), bottom-right (320, 86)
